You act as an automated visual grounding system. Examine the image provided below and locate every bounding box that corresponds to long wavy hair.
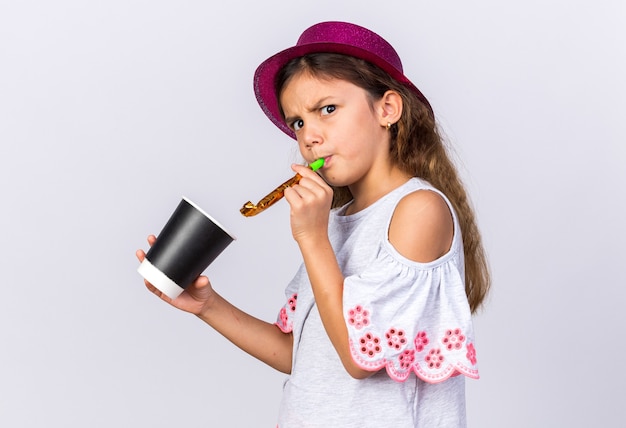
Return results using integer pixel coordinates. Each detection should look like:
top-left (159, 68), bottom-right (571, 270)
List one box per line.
top-left (276, 53), bottom-right (490, 313)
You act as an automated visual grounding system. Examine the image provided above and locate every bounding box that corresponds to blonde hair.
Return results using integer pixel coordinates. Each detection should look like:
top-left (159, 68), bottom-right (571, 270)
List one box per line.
top-left (277, 54), bottom-right (490, 313)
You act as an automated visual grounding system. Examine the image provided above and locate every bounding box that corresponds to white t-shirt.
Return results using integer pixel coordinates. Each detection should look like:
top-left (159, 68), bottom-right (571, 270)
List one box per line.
top-left (275, 178), bottom-right (479, 427)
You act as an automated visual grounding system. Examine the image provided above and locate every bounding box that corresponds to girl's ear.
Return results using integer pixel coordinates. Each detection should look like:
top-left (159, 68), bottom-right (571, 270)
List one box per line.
top-left (377, 90), bottom-right (403, 127)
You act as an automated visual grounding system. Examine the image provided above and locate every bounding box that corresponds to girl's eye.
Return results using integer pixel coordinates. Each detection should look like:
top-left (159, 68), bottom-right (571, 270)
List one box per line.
top-left (292, 119), bottom-right (304, 131)
top-left (321, 105), bottom-right (336, 115)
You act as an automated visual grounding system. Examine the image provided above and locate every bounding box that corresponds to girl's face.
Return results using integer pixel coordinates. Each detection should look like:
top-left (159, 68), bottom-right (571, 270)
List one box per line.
top-left (279, 73), bottom-right (391, 189)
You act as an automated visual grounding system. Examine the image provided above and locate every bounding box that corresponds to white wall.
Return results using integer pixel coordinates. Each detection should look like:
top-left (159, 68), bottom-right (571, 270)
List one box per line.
top-left (1, 1), bottom-right (624, 426)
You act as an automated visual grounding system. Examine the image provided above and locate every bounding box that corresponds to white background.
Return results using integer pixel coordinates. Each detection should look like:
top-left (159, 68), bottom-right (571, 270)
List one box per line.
top-left (1, 1), bottom-right (624, 426)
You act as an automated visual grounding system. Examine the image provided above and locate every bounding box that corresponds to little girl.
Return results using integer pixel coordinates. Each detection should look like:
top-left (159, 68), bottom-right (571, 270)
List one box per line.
top-left (138, 21), bottom-right (490, 427)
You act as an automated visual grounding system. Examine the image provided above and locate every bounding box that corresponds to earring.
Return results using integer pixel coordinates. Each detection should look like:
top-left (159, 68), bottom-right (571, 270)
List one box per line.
top-left (386, 122), bottom-right (392, 130)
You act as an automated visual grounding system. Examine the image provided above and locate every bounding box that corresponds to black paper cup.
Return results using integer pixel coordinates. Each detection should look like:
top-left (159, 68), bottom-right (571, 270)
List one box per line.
top-left (138, 197), bottom-right (235, 300)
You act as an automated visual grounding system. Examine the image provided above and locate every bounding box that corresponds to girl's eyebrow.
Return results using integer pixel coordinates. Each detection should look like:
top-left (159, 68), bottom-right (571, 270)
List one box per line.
top-left (282, 112), bottom-right (300, 127)
top-left (283, 96), bottom-right (335, 125)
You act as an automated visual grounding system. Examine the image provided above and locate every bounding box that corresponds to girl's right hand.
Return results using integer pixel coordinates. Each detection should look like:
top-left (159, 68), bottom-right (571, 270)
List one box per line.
top-left (285, 163), bottom-right (333, 244)
top-left (136, 235), bottom-right (215, 316)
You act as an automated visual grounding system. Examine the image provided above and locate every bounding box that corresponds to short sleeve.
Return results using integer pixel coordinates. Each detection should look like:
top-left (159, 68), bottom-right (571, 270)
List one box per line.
top-left (274, 265), bottom-right (305, 333)
top-left (343, 243), bottom-right (479, 383)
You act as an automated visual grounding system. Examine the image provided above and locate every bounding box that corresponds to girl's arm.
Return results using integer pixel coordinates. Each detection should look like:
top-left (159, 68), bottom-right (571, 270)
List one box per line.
top-left (195, 289), bottom-right (294, 374)
top-left (284, 165), bottom-right (372, 379)
top-left (296, 232), bottom-right (372, 379)
top-left (137, 237), bottom-right (293, 374)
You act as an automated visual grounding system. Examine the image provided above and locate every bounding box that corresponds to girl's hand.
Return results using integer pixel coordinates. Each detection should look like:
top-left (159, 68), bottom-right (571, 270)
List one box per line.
top-left (136, 235), bottom-right (216, 316)
top-left (284, 164), bottom-right (333, 243)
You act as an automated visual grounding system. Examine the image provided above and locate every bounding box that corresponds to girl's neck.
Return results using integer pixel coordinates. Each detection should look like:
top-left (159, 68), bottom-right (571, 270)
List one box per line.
top-left (345, 166), bottom-right (411, 215)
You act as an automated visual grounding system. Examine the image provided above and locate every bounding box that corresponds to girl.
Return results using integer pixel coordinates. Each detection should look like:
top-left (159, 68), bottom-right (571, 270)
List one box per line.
top-left (138, 21), bottom-right (490, 427)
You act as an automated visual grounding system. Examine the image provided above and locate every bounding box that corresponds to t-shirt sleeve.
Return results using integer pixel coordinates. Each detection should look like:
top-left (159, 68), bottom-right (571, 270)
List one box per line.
top-left (343, 243), bottom-right (479, 383)
top-left (274, 265), bottom-right (305, 333)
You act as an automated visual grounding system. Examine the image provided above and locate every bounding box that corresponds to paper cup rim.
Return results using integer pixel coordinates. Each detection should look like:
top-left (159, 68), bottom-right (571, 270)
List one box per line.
top-left (182, 196), bottom-right (237, 241)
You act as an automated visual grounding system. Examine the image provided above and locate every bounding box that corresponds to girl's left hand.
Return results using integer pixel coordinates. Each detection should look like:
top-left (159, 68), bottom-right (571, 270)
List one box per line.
top-left (284, 163), bottom-right (333, 243)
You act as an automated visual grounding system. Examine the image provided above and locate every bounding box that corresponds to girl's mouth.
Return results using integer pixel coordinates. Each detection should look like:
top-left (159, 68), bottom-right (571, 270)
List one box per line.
top-left (321, 155), bottom-right (331, 168)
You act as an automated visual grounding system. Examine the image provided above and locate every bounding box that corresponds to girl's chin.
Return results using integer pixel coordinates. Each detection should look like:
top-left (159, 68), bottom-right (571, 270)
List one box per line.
top-left (322, 174), bottom-right (352, 188)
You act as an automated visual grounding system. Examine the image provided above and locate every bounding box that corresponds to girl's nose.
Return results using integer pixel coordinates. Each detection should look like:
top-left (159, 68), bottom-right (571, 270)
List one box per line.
top-left (302, 123), bottom-right (322, 149)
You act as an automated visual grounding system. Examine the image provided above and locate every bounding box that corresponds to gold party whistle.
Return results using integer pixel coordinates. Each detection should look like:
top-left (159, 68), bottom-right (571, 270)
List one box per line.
top-left (240, 158), bottom-right (325, 217)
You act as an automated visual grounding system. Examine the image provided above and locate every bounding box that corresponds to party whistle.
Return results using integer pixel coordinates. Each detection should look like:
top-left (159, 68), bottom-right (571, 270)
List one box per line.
top-left (240, 158), bottom-right (325, 217)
